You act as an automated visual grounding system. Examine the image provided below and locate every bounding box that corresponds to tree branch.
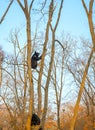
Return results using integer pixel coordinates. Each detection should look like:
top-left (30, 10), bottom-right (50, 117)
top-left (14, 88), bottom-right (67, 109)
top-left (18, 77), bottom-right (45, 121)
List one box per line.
top-left (0, 0), bottom-right (14, 24)
top-left (89, 0), bottom-right (94, 14)
top-left (29, 0), bottom-right (35, 14)
top-left (55, 39), bottom-right (65, 51)
top-left (54, 0), bottom-right (64, 31)
top-left (17, 0), bottom-right (25, 13)
top-left (81, 0), bottom-right (89, 16)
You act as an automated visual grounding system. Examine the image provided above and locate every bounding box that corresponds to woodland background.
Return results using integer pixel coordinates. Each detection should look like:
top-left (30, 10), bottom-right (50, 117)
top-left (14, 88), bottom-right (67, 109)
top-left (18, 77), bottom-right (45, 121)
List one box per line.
top-left (0, 0), bottom-right (95, 130)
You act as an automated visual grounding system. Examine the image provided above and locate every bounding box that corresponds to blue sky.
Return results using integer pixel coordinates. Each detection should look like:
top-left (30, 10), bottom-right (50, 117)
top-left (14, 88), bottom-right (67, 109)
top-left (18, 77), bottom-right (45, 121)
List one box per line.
top-left (0, 0), bottom-right (94, 54)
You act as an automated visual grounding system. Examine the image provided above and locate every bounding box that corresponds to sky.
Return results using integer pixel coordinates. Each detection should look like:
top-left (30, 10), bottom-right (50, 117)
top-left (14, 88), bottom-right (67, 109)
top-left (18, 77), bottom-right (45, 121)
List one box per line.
top-left (0, 0), bottom-right (95, 54)
top-left (0, 0), bottom-right (95, 104)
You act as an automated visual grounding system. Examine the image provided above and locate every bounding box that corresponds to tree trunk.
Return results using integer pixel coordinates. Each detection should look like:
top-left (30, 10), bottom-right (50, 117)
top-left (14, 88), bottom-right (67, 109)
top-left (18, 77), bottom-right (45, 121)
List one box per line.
top-left (37, 0), bottom-right (53, 117)
top-left (37, 18), bottom-right (50, 117)
top-left (26, 15), bottom-right (34, 130)
top-left (41, 32), bottom-right (55, 129)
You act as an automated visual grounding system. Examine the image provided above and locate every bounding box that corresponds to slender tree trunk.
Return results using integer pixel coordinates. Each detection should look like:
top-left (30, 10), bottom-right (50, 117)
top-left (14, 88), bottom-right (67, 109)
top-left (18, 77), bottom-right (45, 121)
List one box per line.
top-left (53, 67), bottom-right (61, 130)
top-left (41, 1), bottom-right (55, 124)
top-left (41, 1), bottom-right (64, 129)
top-left (26, 15), bottom-right (34, 130)
top-left (22, 54), bottom-right (27, 130)
top-left (15, 1), bottom-right (35, 130)
top-left (41, 31), bottom-right (55, 129)
top-left (54, 60), bottom-right (64, 130)
top-left (37, 18), bottom-right (50, 117)
top-left (57, 103), bottom-right (61, 130)
top-left (37, 0), bottom-right (53, 117)
top-left (70, 48), bottom-right (93, 130)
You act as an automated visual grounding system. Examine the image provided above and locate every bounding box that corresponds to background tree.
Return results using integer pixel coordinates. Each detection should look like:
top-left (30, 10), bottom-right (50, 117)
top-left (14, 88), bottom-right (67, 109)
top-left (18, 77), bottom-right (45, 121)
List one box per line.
top-left (52, 53), bottom-right (64, 130)
top-left (67, 44), bottom-right (94, 130)
top-left (69, 0), bottom-right (95, 129)
top-left (0, 0), bottom-right (13, 87)
top-left (0, 30), bottom-right (28, 130)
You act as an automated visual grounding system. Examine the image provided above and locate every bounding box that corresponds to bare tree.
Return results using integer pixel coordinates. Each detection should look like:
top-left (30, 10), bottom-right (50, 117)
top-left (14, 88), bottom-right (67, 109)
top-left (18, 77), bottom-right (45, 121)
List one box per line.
top-left (0, 30), bottom-right (29, 130)
top-left (0, 0), bottom-right (14, 87)
top-left (37, 0), bottom-right (52, 117)
top-left (17, 1), bottom-right (34, 130)
top-left (69, 1), bottom-right (95, 129)
top-left (41, 0), bottom-right (64, 129)
top-left (52, 54), bottom-right (64, 130)
top-left (69, 47), bottom-right (94, 130)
